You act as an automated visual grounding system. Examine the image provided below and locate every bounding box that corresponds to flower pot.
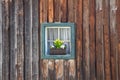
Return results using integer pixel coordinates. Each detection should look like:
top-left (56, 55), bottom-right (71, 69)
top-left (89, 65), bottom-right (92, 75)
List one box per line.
top-left (50, 48), bottom-right (66, 55)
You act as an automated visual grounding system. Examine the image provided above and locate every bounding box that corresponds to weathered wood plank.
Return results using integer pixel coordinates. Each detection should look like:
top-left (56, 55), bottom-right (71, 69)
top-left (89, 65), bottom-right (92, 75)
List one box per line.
top-left (60, 0), bottom-right (69, 80)
top-left (48, 60), bottom-right (55, 80)
top-left (116, 0), bottom-right (120, 79)
top-left (67, 0), bottom-right (76, 80)
top-left (0, 0), bottom-right (2, 79)
top-left (9, 0), bottom-right (17, 80)
top-left (42, 0), bottom-right (47, 22)
top-left (2, 0), bottom-right (10, 80)
top-left (89, 0), bottom-right (96, 80)
top-left (48, 0), bottom-right (54, 22)
top-left (68, 0), bottom-right (74, 22)
top-left (54, 0), bottom-right (61, 22)
top-left (68, 60), bottom-right (76, 80)
top-left (96, 0), bottom-right (104, 80)
top-left (83, 0), bottom-right (90, 79)
top-left (24, 0), bottom-right (32, 80)
top-left (16, 0), bottom-right (24, 80)
top-left (40, 0), bottom-right (49, 80)
top-left (32, 0), bottom-right (39, 80)
top-left (103, 0), bottom-right (111, 80)
top-left (64, 60), bottom-right (69, 80)
top-left (54, 0), bottom-right (64, 80)
top-left (110, 0), bottom-right (119, 80)
top-left (48, 0), bottom-right (55, 80)
top-left (41, 60), bottom-right (49, 80)
top-left (55, 60), bottom-right (64, 80)
top-left (40, 0), bottom-right (42, 23)
top-left (61, 0), bottom-right (67, 22)
top-left (76, 0), bottom-right (83, 79)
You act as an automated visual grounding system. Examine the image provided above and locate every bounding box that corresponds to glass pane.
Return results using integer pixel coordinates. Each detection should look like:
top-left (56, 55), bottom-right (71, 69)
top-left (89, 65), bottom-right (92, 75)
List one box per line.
top-left (46, 27), bottom-right (71, 55)
top-left (60, 28), bottom-right (70, 40)
top-left (47, 28), bottom-right (58, 40)
top-left (47, 42), bottom-right (53, 54)
top-left (64, 42), bottom-right (71, 54)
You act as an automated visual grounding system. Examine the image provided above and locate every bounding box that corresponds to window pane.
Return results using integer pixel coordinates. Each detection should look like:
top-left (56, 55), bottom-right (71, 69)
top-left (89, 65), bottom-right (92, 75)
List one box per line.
top-left (47, 28), bottom-right (58, 40)
top-left (46, 27), bottom-right (71, 55)
top-left (47, 42), bottom-right (53, 55)
top-left (60, 28), bottom-right (70, 40)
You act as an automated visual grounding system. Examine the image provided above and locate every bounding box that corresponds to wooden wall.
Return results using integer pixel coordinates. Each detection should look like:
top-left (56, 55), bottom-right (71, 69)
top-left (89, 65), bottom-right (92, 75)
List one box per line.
top-left (0, 0), bottom-right (120, 80)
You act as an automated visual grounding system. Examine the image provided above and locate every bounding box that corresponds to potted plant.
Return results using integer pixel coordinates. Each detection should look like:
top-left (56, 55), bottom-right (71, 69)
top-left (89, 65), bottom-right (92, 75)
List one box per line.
top-left (50, 39), bottom-right (66, 55)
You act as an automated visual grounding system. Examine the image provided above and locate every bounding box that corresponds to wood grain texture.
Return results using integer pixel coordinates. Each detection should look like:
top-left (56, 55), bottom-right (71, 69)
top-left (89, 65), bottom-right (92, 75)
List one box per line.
top-left (54, 0), bottom-right (64, 80)
top-left (2, 0), bottom-right (10, 80)
top-left (83, 0), bottom-right (90, 80)
top-left (61, 0), bottom-right (67, 22)
top-left (60, 0), bottom-right (69, 80)
top-left (32, 0), bottom-right (39, 80)
top-left (24, 0), bottom-right (32, 80)
top-left (1, 0), bottom-right (120, 80)
top-left (110, 0), bottom-right (119, 80)
top-left (48, 0), bottom-right (55, 80)
top-left (68, 0), bottom-right (75, 22)
top-left (9, 0), bottom-right (17, 80)
top-left (48, 0), bottom-right (54, 22)
top-left (89, 0), bottom-right (96, 80)
top-left (76, 0), bottom-right (83, 80)
top-left (103, 0), bottom-right (111, 80)
top-left (40, 0), bottom-right (49, 80)
top-left (68, 0), bottom-right (76, 80)
top-left (0, 0), bottom-right (2, 80)
top-left (16, 0), bottom-right (24, 80)
top-left (116, 0), bottom-right (120, 79)
top-left (96, 0), bottom-right (104, 80)
top-left (54, 0), bottom-right (61, 22)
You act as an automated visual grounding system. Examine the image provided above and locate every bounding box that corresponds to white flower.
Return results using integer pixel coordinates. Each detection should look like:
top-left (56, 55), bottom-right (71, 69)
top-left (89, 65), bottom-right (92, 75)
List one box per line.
top-left (50, 45), bottom-right (54, 48)
top-left (60, 45), bottom-right (65, 49)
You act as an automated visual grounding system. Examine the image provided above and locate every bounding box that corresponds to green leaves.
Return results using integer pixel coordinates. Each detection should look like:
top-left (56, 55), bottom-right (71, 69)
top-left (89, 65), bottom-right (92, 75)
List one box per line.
top-left (53, 39), bottom-right (64, 48)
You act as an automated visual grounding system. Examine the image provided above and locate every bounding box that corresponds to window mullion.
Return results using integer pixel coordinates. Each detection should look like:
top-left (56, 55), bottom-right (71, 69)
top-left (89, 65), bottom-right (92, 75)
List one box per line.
top-left (58, 28), bottom-right (60, 39)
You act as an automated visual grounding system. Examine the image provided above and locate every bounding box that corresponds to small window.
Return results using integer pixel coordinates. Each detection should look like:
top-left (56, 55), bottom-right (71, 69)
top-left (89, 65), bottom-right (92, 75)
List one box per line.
top-left (41, 23), bottom-right (75, 59)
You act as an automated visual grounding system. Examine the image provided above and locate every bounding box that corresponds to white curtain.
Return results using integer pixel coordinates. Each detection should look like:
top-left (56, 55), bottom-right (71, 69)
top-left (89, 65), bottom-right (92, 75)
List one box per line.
top-left (47, 28), bottom-right (71, 54)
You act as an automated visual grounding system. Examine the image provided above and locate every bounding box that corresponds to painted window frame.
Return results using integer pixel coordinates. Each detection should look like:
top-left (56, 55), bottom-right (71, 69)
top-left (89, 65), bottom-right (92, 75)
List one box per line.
top-left (41, 23), bottom-right (75, 59)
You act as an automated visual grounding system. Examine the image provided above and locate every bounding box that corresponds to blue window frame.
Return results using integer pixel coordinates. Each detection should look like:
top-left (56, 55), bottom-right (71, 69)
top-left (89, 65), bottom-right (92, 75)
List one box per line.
top-left (41, 23), bottom-right (75, 59)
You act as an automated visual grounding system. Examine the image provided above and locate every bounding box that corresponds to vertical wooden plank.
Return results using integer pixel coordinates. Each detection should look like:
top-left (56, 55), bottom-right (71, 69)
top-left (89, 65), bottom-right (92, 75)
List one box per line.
top-left (2, 0), bottom-right (10, 80)
top-left (103, 0), bottom-right (111, 80)
top-left (55, 60), bottom-right (64, 80)
top-left (67, 0), bottom-right (76, 80)
top-left (42, 0), bottom-right (47, 22)
top-left (54, 0), bottom-right (61, 22)
top-left (9, 0), bottom-right (17, 80)
top-left (89, 0), bottom-right (96, 80)
top-left (54, 0), bottom-right (64, 80)
top-left (39, 0), bottom-right (42, 79)
top-left (116, 0), bottom-right (120, 79)
top-left (68, 0), bottom-right (74, 22)
top-left (0, 0), bottom-right (2, 79)
top-left (83, 0), bottom-right (90, 79)
top-left (16, 0), bottom-right (24, 80)
top-left (48, 0), bottom-right (55, 80)
top-left (64, 60), bottom-right (69, 80)
top-left (40, 0), bottom-right (49, 80)
top-left (96, 0), bottom-right (104, 80)
top-left (41, 60), bottom-right (48, 80)
top-left (60, 0), bottom-right (69, 80)
top-left (48, 0), bottom-right (54, 22)
top-left (32, 0), bottom-right (39, 80)
top-left (110, 0), bottom-right (118, 80)
top-left (61, 0), bottom-right (67, 22)
top-left (24, 0), bottom-right (32, 80)
top-left (76, 0), bottom-right (83, 80)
